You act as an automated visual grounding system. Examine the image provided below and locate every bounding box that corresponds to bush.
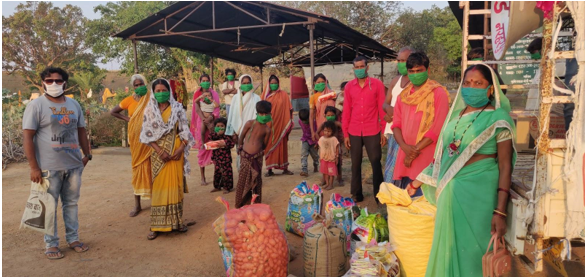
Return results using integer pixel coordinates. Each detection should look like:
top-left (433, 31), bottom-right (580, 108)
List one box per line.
top-left (2, 104), bottom-right (26, 168)
top-left (88, 111), bottom-right (126, 146)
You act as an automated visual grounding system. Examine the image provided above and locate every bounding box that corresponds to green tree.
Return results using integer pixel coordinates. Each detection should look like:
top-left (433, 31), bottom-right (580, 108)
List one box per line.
top-left (277, 1), bottom-right (402, 40)
top-left (70, 70), bottom-right (107, 100)
top-left (2, 2), bottom-right (97, 92)
top-left (87, 1), bottom-right (214, 90)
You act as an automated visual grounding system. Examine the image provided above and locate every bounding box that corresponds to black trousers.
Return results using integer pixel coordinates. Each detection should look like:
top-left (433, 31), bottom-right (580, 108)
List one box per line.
top-left (349, 133), bottom-right (383, 200)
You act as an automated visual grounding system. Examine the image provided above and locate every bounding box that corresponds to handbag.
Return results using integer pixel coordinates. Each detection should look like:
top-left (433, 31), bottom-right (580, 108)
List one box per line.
top-left (482, 235), bottom-right (512, 277)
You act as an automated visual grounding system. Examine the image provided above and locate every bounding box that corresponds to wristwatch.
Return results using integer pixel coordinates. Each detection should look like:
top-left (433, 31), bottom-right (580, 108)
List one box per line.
top-left (85, 154), bottom-right (92, 161)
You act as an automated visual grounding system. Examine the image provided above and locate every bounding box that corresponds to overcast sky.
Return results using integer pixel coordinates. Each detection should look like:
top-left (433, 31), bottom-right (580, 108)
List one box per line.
top-left (2, 1), bottom-right (448, 70)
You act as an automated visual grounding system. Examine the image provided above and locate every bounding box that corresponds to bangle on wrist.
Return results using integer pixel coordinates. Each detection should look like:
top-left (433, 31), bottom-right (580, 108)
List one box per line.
top-left (493, 209), bottom-right (507, 217)
top-left (497, 188), bottom-right (510, 194)
top-left (408, 183), bottom-right (419, 190)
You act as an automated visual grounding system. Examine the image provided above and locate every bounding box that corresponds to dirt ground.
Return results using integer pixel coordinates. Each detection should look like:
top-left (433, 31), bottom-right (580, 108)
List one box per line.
top-left (2, 129), bottom-right (584, 276)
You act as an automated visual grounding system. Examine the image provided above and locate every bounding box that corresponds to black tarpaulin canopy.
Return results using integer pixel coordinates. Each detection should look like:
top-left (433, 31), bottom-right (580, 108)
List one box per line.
top-left (114, 1), bottom-right (395, 67)
top-left (288, 43), bottom-right (397, 67)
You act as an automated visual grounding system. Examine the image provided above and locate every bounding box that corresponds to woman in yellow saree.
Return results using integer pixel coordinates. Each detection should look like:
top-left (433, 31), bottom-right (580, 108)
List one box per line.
top-left (110, 74), bottom-right (152, 217)
top-left (140, 79), bottom-right (195, 240)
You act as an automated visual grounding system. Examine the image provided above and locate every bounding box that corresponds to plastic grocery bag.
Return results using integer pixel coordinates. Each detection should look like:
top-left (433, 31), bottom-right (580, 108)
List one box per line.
top-left (213, 195), bottom-right (289, 277)
top-left (377, 182), bottom-right (436, 277)
top-left (325, 193), bottom-right (355, 251)
top-left (20, 176), bottom-right (56, 236)
top-left (344, 240), bottom-right (400, 277)
top-left (304, 214), bottom-right (349, 277)
top-left (285, 181), bottom-right (322, 237)
top-left (351, 208), bottom-right (377, 244)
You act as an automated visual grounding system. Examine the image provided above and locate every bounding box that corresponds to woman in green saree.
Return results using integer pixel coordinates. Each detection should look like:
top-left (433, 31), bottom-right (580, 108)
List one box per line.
top-left (407, 64), bottom-right (516, 276)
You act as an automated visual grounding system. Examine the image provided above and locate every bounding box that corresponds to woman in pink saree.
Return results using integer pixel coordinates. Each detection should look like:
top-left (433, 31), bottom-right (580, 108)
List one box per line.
top-left (190, 74), bottom-right (220, 186)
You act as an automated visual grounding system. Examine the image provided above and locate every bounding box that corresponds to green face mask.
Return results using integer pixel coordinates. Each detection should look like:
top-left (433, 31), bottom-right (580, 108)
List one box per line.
top-left (397, 62), bottom-right (408, 76)
top-left (227, 75), bottom-right (235, 81)
top-left (269, 84), bottom-right (279, 91)
top-left (408, 71), bottom-right (428, 86)
top-left (531, 52), bottom-right (542, 60)
top-left (461, 86), bottom-right (491, 108)
top-left (203, 97), bottom-right (212, 104)
top-left (256, 114), bottom-right (272, 124)
top-left (134, 85), bottom-right (147, 96)
top-left (314, 83), bottom-right (326, 92)
top-left (200, 81), bottom-right (211, 89)
top-left (354, 68), bottom-right (367, 79)
top-left (471, 58), bottom-right (483, 61)
top-left (240, 83), bottom-right (253, 92)
top-left (326, 115), bottom-right (336, 121)
top-left (154, 91), bottom-right (170, 103)
top-left (214, 126), bottom-right (225, 133)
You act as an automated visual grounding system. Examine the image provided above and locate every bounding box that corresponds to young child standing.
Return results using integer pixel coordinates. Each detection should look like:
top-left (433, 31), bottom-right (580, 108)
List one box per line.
top-left (318, 106), bottom-right (344, 186)
top-left (318, 121), bottom-right (340, 190)
top-left (235, 101), bottom-right (272, 208)
top-left (298, 109), bottom-right (319, 177)
top-left (209, 118), bottom-right (235, 194)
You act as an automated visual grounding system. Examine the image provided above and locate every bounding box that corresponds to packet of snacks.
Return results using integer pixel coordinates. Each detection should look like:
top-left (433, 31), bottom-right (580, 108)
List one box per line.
top-left (343, 240), bottom-right (400, 277)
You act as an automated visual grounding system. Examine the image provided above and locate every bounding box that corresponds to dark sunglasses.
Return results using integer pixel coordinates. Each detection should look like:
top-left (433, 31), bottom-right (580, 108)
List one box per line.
top-left (43, 79), bottom-right (65, 85)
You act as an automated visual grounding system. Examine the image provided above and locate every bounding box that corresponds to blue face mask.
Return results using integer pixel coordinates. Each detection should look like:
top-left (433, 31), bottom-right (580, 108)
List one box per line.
top-left (461, 85), bottom-right (491, 108)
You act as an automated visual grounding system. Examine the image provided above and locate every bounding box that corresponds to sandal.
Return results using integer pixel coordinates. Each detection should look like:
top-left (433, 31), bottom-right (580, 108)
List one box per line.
top-left (45, 248), bottom-right (64, 260)
top-left (282, 170), bottom-right (294, 175)
top-left (69, 242), bottom-right (89, 253)
top-left (264, 171), bottom-right (275, 177)
top-left (147, 231), bottom-right (158, 240)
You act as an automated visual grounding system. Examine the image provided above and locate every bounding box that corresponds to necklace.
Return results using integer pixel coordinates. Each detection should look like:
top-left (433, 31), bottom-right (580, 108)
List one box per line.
top-left (448, 104), bottom-right (489, 157)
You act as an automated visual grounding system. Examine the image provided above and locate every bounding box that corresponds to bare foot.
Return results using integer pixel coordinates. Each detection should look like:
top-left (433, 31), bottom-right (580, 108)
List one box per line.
top-left (223, 189), bottom-right (232, 194)
top-left (129, 207), bottom-right (141, 217)
top-left (323, 184), bottom-right (334, 191)
top-left (210, 188), bottom-right (221, 193)
top-left (201, 179), bottom-right (208, 186)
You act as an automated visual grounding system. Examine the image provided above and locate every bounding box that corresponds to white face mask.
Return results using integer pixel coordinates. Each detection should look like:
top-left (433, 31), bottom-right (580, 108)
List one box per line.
top-left (44, 82), bottom-right (64, 97)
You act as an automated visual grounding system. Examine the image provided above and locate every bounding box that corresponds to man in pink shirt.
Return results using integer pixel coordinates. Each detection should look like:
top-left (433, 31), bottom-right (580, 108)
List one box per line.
top-left (342, 56), bottom-right (387, 203)
top-left (391, 52), bottom-right (450, 197)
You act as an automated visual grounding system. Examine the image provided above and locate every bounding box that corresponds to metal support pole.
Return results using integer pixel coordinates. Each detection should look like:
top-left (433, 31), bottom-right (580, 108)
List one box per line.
top-left (210, 57), bottom-right (214, 89)
top-left (483, 1), bottom-right (489, 59)
top-left (308, 24), bottom-right (315, 95)
top-left (260, 66), bottom-right (264, 93)
top-left (461, 2), bottom-right (470, 76)
top-left (132, 40), bottom-right (139, 74)
top-left (380, 57), bottom-right (384, 83)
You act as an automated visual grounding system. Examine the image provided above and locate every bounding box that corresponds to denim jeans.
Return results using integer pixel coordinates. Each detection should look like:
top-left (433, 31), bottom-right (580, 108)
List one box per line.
top-left (43, 166), bottom-right (84, 248)
top-left (301, 141), bottom-right (319, 173)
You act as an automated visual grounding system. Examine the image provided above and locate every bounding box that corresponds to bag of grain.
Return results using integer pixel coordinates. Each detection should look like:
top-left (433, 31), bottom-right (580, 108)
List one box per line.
top-left (304, 214), bottom-right (349, 277)
top-left (377, 183), bottom-right (436, 277)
